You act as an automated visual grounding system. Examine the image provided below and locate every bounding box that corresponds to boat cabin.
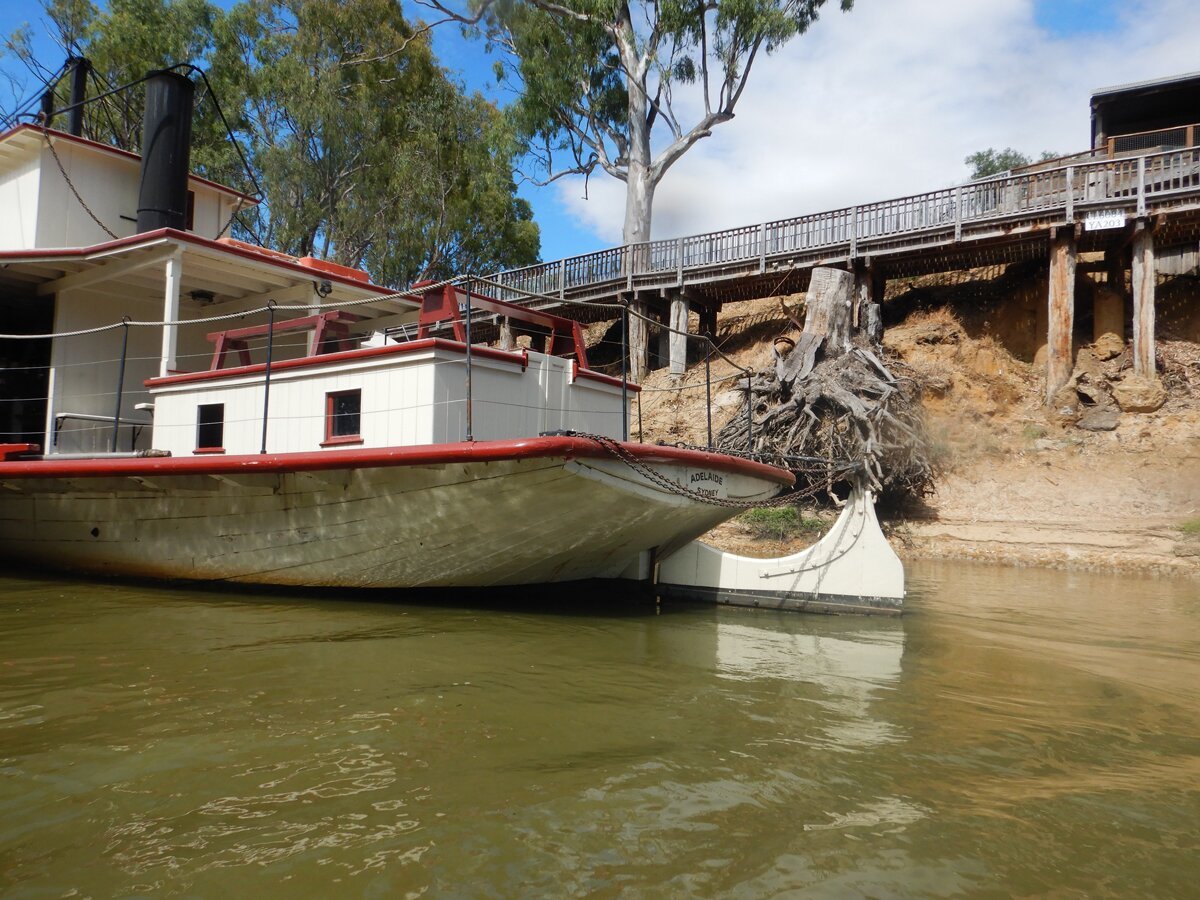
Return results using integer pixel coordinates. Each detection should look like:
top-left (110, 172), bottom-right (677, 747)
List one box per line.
top-left (0, 74), bottom-right (630, 460)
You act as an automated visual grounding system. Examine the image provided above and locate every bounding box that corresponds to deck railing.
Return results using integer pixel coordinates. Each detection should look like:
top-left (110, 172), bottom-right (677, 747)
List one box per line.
top-left (486, 147), bottom-right (1200, 305)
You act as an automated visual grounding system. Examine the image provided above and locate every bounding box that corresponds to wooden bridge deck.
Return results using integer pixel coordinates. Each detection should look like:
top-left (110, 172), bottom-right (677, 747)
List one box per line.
top-left (483, 148), bottom-right (1200, 317)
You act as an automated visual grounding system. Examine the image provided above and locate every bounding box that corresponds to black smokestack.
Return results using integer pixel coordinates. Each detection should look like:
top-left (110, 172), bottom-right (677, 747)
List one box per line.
top-left (136, 70), bottom-right (195, 233)
top-left (66, 56), bottom-right (90, 136)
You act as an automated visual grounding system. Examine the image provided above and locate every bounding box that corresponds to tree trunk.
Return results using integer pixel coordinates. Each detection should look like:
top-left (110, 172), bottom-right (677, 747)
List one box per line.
top-left (623, 163), bottom-right (654, 245)
top-left (617, 9), bottom-right (655, 385)
top-left (623, 163), bottom-right (654, 384)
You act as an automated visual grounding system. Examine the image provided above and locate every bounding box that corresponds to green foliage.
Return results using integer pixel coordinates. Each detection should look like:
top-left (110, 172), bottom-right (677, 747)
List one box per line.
top-left (966, 147), bottom-right (1061, 180)
top-left (471, 0), bottom-right (852, 241)
top-left (738, 506), bottom-right (823, 539)
top-left (8, 0), bottom-right (539, 285)
top-left (1178, 518), bottom-right (1200, 535)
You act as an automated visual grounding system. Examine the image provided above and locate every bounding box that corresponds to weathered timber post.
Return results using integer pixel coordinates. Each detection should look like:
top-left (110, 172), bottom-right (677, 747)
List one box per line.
top-left (498, 317), bottom-right (515, 351)
top-left (656, 306), bottom-right (670, 370)
top-left (668, 290), bottom-right (689, 376)
top-left (1131, 222), bottom-right (1156, 378)
top-left (1104, 246), bottom-right (1125, 293)
top-left (1046, 229), bottom-right (1077, 403)
top-left (852, 261), bottom-right (885, 344)
top-left (628, 295), bottom-right (649, 383)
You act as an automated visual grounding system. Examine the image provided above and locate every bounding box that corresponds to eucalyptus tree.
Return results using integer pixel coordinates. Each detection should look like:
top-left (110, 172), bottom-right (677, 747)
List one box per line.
top-left (231, 0), bottom-right (537, 284)
top-left (965, 147), bottom-right (1061, 180)
top-left (5, 0), bottom-right (539, 284)
top-left (425, 0), bottom-right (853, 246)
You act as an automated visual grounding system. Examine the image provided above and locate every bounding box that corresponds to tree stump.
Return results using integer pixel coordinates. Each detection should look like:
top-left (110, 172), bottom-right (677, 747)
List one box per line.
top-left (715, 266), bottom-right (933, 504)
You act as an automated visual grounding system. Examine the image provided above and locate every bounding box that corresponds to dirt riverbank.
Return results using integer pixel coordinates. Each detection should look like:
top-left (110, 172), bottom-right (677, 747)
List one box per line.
top-left (631, 271), bottom-right (1200, 578)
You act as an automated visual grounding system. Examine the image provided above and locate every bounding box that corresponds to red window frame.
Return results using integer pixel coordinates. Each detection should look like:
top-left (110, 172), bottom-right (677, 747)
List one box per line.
top-left (322, 389), bottom-right (363, 446)
top-left (195, 402), bottom-right (225, 454)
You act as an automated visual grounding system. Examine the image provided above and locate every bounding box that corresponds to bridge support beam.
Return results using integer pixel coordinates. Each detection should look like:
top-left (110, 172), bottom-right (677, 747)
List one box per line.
top-left (668, 292), bottom-right (689, 376)
top-left (628, 296), bottom-right (649, 384)
top-left (1131, 222), bottom-right (1156, 378)
top-left (1046, 230), bottom-right (1076, 404)
top-left (852, 261), bottom-right (885, 343)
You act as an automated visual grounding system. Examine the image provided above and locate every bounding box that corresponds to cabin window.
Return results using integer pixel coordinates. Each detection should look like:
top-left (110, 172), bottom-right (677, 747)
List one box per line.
top-left (196, 403), bottom-right (224, 452)
top-left (324, 389), bottom-right (362, 445)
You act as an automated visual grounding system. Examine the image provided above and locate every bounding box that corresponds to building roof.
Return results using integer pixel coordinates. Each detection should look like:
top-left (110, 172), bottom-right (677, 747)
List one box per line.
top-left (1092, 70), bottom-right (1200, 101)
top-left (0, 228), bottom-right (413, 322)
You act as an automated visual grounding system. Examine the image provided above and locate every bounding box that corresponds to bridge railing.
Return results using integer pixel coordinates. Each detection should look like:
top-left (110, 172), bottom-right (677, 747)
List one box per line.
top-left (487, 147), bottom-right (1200, 304)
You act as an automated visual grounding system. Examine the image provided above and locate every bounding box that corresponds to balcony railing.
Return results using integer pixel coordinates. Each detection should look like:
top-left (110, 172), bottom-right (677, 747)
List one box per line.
top-left (485, 146), bottom-right (1200, 306)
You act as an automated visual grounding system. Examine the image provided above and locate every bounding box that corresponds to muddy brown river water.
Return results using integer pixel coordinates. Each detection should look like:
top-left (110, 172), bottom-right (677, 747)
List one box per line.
top-left (1, 561), bottom-right (1197, 897)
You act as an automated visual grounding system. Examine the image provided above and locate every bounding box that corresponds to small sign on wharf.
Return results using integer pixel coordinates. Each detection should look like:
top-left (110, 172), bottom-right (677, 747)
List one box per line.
top-left (1085, 209), bottom-right (1126, 231)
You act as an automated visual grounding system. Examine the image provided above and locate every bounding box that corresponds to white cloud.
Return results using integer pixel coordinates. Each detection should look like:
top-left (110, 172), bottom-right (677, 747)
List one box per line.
top-left (554, 0), bottom-right (1200, 245)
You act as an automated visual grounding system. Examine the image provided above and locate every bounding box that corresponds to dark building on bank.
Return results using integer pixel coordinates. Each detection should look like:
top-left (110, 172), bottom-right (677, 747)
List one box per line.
top-left (1090, 70), bottom-right (1200, 155)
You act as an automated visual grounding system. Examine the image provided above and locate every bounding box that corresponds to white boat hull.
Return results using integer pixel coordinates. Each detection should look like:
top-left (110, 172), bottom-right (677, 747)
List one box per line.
top-left (0, 439), bottom-right (788, 588)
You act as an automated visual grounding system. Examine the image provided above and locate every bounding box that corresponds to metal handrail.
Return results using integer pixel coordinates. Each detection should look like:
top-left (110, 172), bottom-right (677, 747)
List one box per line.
top-left (487, 147), bottom-right (1200, 303)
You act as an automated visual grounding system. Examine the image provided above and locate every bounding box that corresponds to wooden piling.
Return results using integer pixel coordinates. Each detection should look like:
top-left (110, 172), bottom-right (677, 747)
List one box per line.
top-left (1046, 230), bottom-right (1076, 404)
top-left (628, 296), bottom-right (649, 384)
top-left (1131, 223), bottom-right (1156, 378)
top-left (669, 292), bottom-right (689, 375)
top-left (852, 262), bottom-right (885, 342)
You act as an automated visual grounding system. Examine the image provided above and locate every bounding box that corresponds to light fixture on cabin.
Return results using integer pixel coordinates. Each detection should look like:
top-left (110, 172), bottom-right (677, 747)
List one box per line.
top-left (315, 279), bottom-right (333, 298)
top-left (189, 289), bottom-right (215, 304)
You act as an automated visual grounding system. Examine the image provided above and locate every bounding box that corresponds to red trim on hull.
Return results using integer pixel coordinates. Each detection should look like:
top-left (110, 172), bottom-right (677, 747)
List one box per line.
top-left (0, 437), bottom-right (792, 486)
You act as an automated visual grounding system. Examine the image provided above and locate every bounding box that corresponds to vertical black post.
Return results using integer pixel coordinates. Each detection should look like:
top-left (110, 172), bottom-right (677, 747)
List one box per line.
top-left (464, 278), bottom-right (473, 442)
top-left (745, 370), bottom-right (753, 452)
top-left (704, 336), bottom-right (713, 450)
top-left (66, 57), bottom-right (90, 137)
top-left (620, 301), bottom-right (629, 440)
top-left (110, 317), bottom-right (130, 452)
top-left (39, 89), bottom-right (54, 126)
top-left (260, 302), bottom-right (275, 455)
top-left (637, 391), bottom-right (643, 443)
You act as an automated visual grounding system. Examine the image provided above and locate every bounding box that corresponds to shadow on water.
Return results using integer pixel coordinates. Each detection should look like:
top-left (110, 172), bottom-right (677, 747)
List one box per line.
top-left (2, 560), bottom-right (675, 618)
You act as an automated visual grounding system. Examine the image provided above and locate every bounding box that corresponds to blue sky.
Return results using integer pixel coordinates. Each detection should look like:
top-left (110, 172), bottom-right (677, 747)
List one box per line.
top-left (2, 0), bottom-right (1197, 263)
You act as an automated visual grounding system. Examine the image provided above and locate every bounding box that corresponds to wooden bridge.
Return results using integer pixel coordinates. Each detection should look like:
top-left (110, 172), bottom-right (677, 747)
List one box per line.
top-left (483, 146), bottom-right (1200, 396)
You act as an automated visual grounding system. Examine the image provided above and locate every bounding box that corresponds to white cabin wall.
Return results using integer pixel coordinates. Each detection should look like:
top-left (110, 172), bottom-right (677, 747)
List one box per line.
top-left (564, 377), bottom-right (626, 438)
top-left (48, 286), bottom-right (163, 452)
top-left (0, 152), bottom-right (42, 250)
top-left (148, 346), bottom-right (627, 456)
top-left (0, 138), bottom-right (250, 252)
top-left (35, 144), bottom-right (139, 248)
top-left (190, 192), bottom-right (237, 240)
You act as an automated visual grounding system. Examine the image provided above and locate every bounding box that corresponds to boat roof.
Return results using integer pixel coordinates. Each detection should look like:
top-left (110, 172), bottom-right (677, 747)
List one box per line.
top-left (0, 228), bottom-right (418, 322)
top-left (0, 124), bottom-right (261, 205)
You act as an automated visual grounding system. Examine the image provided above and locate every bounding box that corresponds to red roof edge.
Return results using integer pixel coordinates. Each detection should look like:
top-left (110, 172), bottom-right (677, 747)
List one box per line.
top-left (0, 227), bottom-right (401, 298)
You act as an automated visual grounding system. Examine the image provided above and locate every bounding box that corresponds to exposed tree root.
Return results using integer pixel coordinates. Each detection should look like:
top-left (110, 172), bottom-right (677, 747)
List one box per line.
top-left (714, 267), bottom-right (935, 505)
